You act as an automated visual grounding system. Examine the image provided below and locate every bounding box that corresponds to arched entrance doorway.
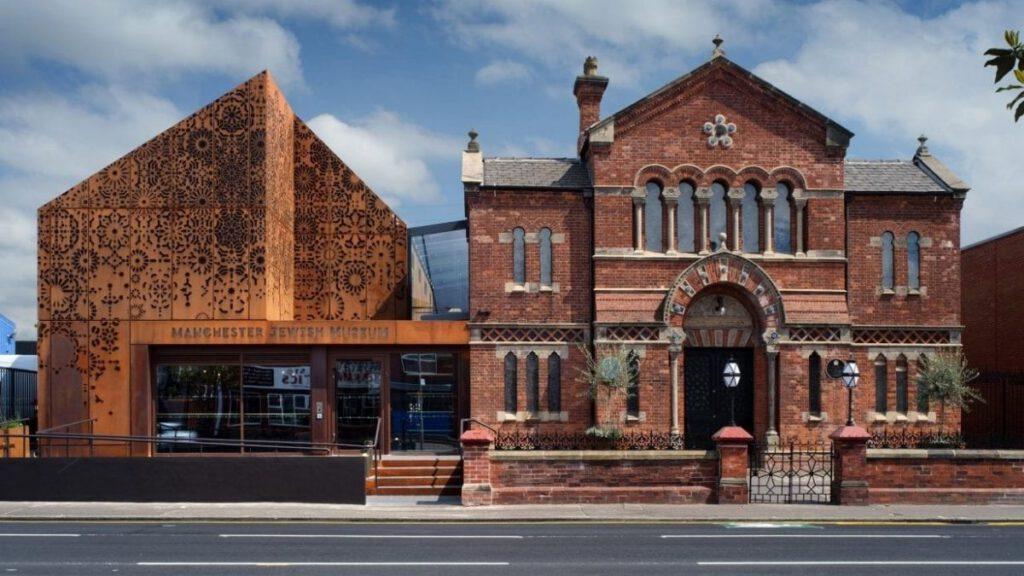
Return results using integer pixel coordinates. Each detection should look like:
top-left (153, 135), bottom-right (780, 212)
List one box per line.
top-left (682, 292), bottom-right (756, 449)
top-left (663, 252), bottom-right (786, 448)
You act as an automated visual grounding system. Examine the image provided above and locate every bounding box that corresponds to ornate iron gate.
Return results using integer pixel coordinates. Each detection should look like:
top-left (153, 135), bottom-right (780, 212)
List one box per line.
top-left (748, 441), bottom-right (833, 503)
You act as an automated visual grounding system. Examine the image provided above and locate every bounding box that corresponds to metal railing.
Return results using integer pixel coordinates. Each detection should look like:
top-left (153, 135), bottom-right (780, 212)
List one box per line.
top-left (458, 417), bottom-right (497, 455)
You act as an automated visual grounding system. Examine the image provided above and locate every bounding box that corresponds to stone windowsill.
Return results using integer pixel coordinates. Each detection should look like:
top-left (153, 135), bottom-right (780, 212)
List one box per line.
top-left (491, 450), bottom-right (716, 461)
top-left (495, 410), bottom-right (568, 423)
top-left (802, 411), bottom-right (828, 423)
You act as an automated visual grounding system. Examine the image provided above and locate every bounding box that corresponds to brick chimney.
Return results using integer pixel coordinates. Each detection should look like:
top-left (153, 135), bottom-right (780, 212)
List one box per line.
top-left (573, 56), bottom-right (609, 136)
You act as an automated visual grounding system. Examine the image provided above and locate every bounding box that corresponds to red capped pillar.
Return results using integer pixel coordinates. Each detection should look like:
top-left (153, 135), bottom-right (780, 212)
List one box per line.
top-left (829, 425), bottom-right (872, 505)
top-left (713, 425), bottom-right (754, 504)
top-left (460, 428), bottom-right (495, 506)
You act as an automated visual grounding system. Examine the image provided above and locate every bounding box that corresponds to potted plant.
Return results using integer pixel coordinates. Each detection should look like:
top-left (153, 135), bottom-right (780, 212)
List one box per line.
top-left (1, 416), bottom-right (29, 458)
top-left (576, 345), bottom-right (638, 444)
top-left (915, 350), bottom-right (982, 448)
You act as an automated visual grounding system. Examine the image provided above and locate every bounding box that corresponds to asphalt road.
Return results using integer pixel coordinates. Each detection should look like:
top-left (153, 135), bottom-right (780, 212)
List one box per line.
top-left (0, 521), bottom-right (1023, 575)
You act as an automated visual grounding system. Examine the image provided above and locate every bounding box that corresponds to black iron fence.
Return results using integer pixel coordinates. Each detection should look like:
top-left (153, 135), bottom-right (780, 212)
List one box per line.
top-left (748, 441), bottom-right (833, 504)
top-left (0, 367), bottom-right (36, 426)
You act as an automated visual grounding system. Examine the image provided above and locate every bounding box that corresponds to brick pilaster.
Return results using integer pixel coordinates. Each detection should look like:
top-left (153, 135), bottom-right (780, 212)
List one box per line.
top-left (830, 425), bottom-right (872, 505)
top-left (460, 428), bottom-right (495, 506)
top-left (712, 425), bottom-right (753, 504)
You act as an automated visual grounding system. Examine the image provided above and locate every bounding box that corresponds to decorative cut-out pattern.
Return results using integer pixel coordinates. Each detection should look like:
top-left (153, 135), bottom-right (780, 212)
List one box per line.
top-left (852, 328), bottom-right (950, 345)
top-left (38, 72), bottom-right (409, 438)
top-left (600, 325), bottom-right (661, 342)
top-left (788, 326), bottom-right (843, 343)
top-left (477, 326), bottom-right (587, 343)
top-left (703, 114), bottom-right (736, 148)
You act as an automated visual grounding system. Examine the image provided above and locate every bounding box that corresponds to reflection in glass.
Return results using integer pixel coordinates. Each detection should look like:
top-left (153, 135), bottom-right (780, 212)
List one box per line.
top-left (908, 232), bottom-right (920, 290)
top-left (742, 183), bottom-right (760, 252)
top-left (881, 231), bottom-right (895, 290)
top-left (242, 364), bottom-right (311, 449)
top-left (512, 228), bottom-right (526, 285)
top-left (335, 360), bottom-right (382, 448)
top-left (644, 181), bottom-right (663, 252)
top-left (678, 182), bottom-right (695, 252)
top-left (390, 352), bottom-right (458, 452)
top-left (539, 228), bottom-right (553, 287)
top-left (710, 182), bottom-right (727, 250)
top-left (155, 364), bottom-right (241, 453)
top-left (775, 183), bottom-right (792, 254)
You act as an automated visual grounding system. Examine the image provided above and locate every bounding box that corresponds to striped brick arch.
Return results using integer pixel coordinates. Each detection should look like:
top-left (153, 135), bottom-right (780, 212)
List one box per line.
top-left (662, 252), bottom-right (785, 342)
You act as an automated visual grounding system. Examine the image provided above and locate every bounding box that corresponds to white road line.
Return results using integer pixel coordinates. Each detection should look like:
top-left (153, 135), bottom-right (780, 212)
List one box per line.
top-left (663, 534), bottom-right (947, 539)
top-left (138, 562), bottom-right (510, 567)
top-left (700, 557), bottom-right (1024, 561)
top-left (0, 534), bottom-right (80, 538)
top-left (219, 534), bottom-right (523, 539)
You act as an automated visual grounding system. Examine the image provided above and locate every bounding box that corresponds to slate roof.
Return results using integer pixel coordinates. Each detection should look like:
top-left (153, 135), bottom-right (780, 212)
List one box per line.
top-left (844, 160), bottom-right (948, 193)
top-left (482, 158), bottom-right (592, 189)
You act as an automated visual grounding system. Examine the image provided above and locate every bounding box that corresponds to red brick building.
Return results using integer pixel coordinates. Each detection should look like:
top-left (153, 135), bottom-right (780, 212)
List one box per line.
top-left (464, 46), bottom-right (970, 449)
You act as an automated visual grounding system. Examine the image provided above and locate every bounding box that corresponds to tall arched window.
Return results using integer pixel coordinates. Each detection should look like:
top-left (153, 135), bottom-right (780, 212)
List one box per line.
top-left (896, 354), bottom-right (909, 413)
top-left (512, 227), bottom-right (526, 286)
top-left (644, 181), bottom-right (663, 252)
top-left (547, 352), bottom-right (561, 412)
top-left (539, 227), bottom-right (553, 288)
top-left (916, 356), bottom-right (929, 413)
top-left (808, 352), bottom-right (822, 416)
top-left (874, 355), bottom-right (888, 413)
top-left (503, 352), bottom-right (517, 413)
top-left (742, 182), bottom-right (760, 253)
top-left (881, 231), bottom-right (895, 290)
top-left (526, 352), bottom-right (539, 412)
top-left (627, 351), bottom-right (641, 417)
top-left (678, 182), bottom-right (695, 252)
top-left (709, 182), bottom-right (727, 251)
top-left (907, 231), bottom-right (921, 291)
top-left (775, 182), bottom-right (792, 254)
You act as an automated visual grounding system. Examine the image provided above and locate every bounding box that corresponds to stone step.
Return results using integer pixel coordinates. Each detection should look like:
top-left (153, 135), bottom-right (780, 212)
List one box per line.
top-left (376, 475), bottom-right (462, 488)
top-left (373, 485), bottom-right (461, 496)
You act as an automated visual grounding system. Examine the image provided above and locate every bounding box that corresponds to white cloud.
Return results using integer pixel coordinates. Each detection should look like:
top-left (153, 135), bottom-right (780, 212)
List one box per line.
top-left (475, 60), bottom-right (532, 86)
top-left (751, 0), bottom-right (1024, 243)
top-left (0, 0), bottom-right (305, 86)
top-left (307, 110), bottom-right (463, 206)
top-left (216, 0), bottom-right (396, 30)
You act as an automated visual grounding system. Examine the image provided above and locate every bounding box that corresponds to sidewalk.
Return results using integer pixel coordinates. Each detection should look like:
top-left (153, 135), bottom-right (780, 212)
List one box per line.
top-left (0, 500), bottom-right (1022, 523)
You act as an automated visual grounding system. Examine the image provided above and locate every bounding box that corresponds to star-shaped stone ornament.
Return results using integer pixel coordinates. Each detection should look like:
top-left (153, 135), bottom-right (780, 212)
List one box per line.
top-left (703, 114), bottom-right (736, 148)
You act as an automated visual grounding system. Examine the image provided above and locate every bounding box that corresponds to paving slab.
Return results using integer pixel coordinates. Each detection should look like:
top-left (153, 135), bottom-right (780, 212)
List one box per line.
top-left (0, 501), bottom-right (1021, 523)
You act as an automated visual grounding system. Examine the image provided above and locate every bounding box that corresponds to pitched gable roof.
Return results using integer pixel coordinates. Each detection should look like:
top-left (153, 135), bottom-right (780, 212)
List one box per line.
top-left (481, 157), bottom-right (591, 189)
top-left (586, 56), bottom-right (854, 149)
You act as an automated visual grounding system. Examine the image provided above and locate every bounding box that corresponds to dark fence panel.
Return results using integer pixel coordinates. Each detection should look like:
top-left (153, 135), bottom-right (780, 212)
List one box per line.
top-left (962, 373), bottom-right (1024, 449)
top-left (0, 368), bottom-right (36, 425)
top-left (0, 456), bottom-right (366, 503)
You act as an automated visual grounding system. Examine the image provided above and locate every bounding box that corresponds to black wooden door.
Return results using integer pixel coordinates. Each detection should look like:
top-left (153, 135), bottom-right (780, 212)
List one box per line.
top-left (684, 348), bottom-right (754, 449)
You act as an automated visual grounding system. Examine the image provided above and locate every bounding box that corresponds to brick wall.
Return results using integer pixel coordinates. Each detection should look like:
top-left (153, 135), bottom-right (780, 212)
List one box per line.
top-left (847, 194), bottom-right (962, 326)
top-left (962, 229), bottom-right (1024, 374)
top-left (489, 451), bottom-right (717, 504)
top-left (866, 450), bottom-right (1024, 504)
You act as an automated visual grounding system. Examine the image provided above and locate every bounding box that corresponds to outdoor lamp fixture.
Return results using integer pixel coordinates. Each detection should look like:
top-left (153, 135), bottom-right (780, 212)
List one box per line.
top-left (841, 356), bottom-right (860, 426)
top-left (722, 357), bottom-right (741, 426)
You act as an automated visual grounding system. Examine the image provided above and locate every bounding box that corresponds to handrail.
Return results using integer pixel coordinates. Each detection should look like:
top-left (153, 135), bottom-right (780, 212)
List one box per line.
top-left (36, 418), bottom-right (95, 434)
top-left (460, 417), bottom-right (498, 436)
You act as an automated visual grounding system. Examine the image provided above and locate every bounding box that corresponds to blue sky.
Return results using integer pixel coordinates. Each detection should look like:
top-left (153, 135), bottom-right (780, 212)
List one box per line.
top-left (0, 0), bottom-right (1021, 336)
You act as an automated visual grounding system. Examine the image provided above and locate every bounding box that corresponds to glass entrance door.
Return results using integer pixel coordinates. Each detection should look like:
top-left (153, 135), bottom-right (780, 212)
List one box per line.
top-left (389, 352), bottom-right (458, 453)
top-left (334, 359), bottom-right (382, 448)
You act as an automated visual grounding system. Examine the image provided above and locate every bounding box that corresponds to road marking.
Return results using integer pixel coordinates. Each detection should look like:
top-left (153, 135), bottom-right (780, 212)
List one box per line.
top-left (138, 562), bottom-right (510, 567)
top-left (0, 534), bottom-right (80, 538)
top-left (219, 534), bottom-right (523, 539)
top-left (664, 534), bottom-right (947, 539)
top-left (699, 560), bottom-right (1024, 567)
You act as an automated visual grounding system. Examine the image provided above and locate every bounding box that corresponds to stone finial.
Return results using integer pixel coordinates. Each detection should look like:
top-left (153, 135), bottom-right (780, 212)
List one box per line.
top-left (583, 55), bottom-right (599, 76)
top-left (712, 34), bottom-right (725, 59)
top-left (466, 129), bottom-right (480, 153)
top-left (916, 134), bottom-right (929, 156)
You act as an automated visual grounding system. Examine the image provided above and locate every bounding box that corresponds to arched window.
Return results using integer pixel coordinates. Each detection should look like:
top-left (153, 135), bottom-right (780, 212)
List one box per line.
top-left (503, 352), bottom-right (517, 413)
top-left (627, 351), bottom-right (641, 417)
top-left (709, 182), bottom-right (727, 251)
top-left (526, 352), bottom-right (539, 412)
top-left (874, 355), bottom-right (888, 413)
top-left (539, 227), bottom-right (553, 288)
top-left (775, 182), bottom-right (792, 254)
top-left (881, 231), bottom-right (895, 290)
top-left (678, 182), bottom-right (695, 252)
top-left (742, 182), bottom-right (760, 253)
top-left (547, 353), bottom-right (561, 412)
top-left (908, 231), bottom-right (920, 291)
top-left (916, 356), bottom-right (929, 413)
top-left (896, 354), bottom-right (909, 413)
top-left (808, 352), bottom-right (822, 416)
top-left (644, 181), bottom-right (663, 252)
top-left (512, 227), bottom-right (526, 286)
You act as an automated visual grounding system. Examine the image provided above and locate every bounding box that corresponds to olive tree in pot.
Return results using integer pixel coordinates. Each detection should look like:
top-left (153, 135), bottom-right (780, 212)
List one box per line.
top-left (576, 345), bottom-right (638, 442)
top-left (916, 350), bottom-right (982, 448)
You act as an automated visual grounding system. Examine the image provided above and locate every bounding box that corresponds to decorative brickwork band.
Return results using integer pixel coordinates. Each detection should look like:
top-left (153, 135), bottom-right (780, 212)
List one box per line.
top-left (713, 426), bottom-right (754, 504)
top-left (597, 325), bottom-right (662, 342)
top-left (830, 425), bottom-right (872, 505)
top-left (473, 325), bottom-right (587, 344)
top-left (852, 328), bottom-right (952, 345)
top-left (788, 326), bottom-right (843, 343)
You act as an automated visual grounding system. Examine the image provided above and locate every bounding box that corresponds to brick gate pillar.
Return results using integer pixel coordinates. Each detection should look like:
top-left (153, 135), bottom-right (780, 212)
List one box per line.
top-left (460, 428), bottom-right (495, 506)
top-left (713, 426), bottom-right (754, 504)
top-left (829, 425), bottom-right (872, 505)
